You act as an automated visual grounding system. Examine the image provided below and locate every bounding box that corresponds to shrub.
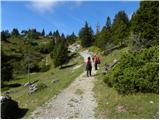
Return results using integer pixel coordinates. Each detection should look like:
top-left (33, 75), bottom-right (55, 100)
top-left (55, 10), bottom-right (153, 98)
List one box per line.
top-left (104, 46), bottom-right (158, 94)
top-left (37, 83), bottom-right (47, 91)
top-left (38, 59), bottom-right (50, 72)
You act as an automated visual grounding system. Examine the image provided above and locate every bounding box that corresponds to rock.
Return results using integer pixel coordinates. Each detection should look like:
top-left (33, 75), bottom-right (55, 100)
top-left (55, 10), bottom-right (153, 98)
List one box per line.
top-left (24, 82), bottom-right (31, 87)
top-left (24, 80), bottom-right (39, 87)
top-left (28, 83), bottom-right (38, 94)
top-left (1, 95), bottom-right (19, 119)
top-left (28, 88), bottom-right (38, 94)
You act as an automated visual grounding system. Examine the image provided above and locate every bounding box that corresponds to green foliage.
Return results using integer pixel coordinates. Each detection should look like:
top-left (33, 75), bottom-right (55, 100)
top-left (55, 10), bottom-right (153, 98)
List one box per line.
top-left (52, 36), bottom-right (69, 68)
top-left (1, 51), bottom-right (13, 82)
top-left (38, 59), bottom-right (50, 72)
top-left (37, 83), bottom-right (47, 91)
top-left (131, 1), bottom-right (159, 49)
top-left (11, 28), bottom-right (19, 36)
top-left (104, 46), bottom-right (158, 94)
top-left (95, 16), bottom-right (113, 50)
top-left (96, 27), bottom-right (111, 50)
top-left (1, 30), bottom-right (10, 41)
top-left (27, 29), bottom-right (40, 39)
top-left (112, 11), bottom-right (129, 45)
top-left (79, 21), bottom-right (94, 47)
top-left (106, 16), bottom-right (111, 29)
top-left (48, 31), bottom-right (52, 36)
top-left (39, 40), bottom-right (54, 54)
top-left (41, 29), bottom-right (45, 36)
top-left (66, 32), bottom-right (77, 45)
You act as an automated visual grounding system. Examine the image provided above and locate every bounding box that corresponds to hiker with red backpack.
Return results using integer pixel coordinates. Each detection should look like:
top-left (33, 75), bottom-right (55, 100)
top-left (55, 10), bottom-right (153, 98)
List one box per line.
top-left (86, 57), bottom-right (92, 77)
top-left (93, 54), bottom-right (100, 70)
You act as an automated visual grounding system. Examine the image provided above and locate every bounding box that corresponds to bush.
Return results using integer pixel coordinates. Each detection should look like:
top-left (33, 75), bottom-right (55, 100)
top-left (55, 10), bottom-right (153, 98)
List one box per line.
top-left (38, 59), bottom-right (50, 72)
top-left (104, 46), bottom-right (158, 94)
top-left (37, 83), bottom-right (47, 91)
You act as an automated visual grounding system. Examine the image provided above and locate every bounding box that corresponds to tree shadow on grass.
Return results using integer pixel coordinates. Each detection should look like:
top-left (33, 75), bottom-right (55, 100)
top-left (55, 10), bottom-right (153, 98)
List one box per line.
top-left (2, 83), bottom-right (21, 88)
top-left (60, 63), bottom-right (77, 69)
top-left (69, 52), bottom-right (78, 59)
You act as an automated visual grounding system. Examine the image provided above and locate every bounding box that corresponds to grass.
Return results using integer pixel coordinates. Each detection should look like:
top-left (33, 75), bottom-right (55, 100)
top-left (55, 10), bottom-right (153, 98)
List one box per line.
top-left (2, 53), bottom-right (85, 118)
top-left (93, 47), bottom-right (159, 119)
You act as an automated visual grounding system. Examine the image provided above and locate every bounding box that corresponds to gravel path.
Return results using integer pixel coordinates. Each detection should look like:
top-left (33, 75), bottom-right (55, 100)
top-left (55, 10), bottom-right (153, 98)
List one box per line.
top-left (29, 51), bottom-right (97, 119)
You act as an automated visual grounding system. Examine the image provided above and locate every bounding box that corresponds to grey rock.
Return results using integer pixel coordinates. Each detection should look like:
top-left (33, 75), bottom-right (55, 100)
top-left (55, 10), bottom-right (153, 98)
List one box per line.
top-left (24, 82), bottom-right (31, 87)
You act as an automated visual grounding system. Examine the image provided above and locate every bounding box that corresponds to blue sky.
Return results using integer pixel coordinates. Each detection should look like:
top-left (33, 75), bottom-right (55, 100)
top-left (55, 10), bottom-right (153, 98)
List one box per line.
top-left (1, 1), bottom-right (140, 35)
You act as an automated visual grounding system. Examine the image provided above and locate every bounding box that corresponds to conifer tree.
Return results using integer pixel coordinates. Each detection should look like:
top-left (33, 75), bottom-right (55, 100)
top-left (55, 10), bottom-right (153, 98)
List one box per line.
top-left (112, 11), bottom-right (129, 46)
top-left (95, 16), bottom-right (112, 50)
top-left (12, 28), bottom-right (19, 36)
top-left (130, 1), bottom-right (159, 49)
top-left (42, 29), bottom-right (45, 36)
top-left (79, 21), bottom-right (94, 47)
top-left (53, 34), bottom-right (68, 68)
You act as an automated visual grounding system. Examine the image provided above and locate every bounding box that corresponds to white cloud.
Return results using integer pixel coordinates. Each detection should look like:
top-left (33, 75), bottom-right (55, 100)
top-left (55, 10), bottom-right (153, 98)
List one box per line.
top-left (27, 1), bottom-right (57, 13)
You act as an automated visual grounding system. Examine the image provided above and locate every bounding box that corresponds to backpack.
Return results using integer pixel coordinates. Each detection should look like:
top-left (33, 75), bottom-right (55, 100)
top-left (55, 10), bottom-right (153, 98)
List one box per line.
top-left (97, 57), bottom-right (100, 64)
top-left (86, 60), bottom-right (92, 70)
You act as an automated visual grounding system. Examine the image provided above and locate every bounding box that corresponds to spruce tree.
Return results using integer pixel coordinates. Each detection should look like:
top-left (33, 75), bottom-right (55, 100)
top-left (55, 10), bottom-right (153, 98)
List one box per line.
top-left (53, 30), bottom-right (60, 43)
top-left (79, 21), bottom-right (94, 47)
top-left (95, 16), bottom-right (112, 50)
top-left (106, 16), bottom-right (111, 29)
top-left (112, 11), bottom-right (129, 46)
top-left (48, 31), bottom-right (52, 36)
top-left (53, 34), bottom-right (68, 68)
top-left (12, 28), bottom-right (19, 36)
top-left (42, 29), bottom-right (45, 36)
top-left (66, 32), bottom-right (77, 44)
top-left (131, 1), bottom-right (159, 49)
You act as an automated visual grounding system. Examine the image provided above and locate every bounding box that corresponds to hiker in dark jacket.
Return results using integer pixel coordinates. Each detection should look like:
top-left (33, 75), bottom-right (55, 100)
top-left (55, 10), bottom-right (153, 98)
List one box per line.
top-left (86, 57), bottom-right (92, 77)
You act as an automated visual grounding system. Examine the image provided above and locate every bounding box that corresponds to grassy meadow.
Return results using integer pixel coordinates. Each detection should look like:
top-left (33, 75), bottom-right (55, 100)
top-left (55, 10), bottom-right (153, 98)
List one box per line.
top-left (1, 53), bottom-right (84, 118)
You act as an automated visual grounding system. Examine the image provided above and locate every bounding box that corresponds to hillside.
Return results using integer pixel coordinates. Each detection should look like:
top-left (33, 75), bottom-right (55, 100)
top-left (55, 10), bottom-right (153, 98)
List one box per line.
top-left (1, 1), bottom-right (159, 119)
top-left (93, 47), bottom-right (159, 119)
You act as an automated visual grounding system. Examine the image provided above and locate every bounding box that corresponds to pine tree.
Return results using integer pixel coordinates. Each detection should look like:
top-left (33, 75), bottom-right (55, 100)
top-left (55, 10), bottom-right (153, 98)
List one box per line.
top-left (112, 11), bottom-right (129, 46)
top-left (48, 31), bottom-right (52, 36)
top-left (106, 16), bottom-right (111, 29)
top-left (95, 16), bottom-right (112, 50)
top-left (130, 1), bottom-right (159, 49)
top-left (96, 23), bottom-right (100, 34)
top-left (1, 30), bottom-right (10, 41)
top-left (53, 34), bottom-right (68, 68)
top-left (27, 28), bottom-right (40, 39)
top-left (42, 29), bottom-right (45, 36)
top-left (66, 32), bottom-right (77, 44)
top-left (12, 28), bottom-right (19, 36)
top-left (79, 21), bottom-right (94, 47)
top-left (53, 30), bottom-right (60, 43)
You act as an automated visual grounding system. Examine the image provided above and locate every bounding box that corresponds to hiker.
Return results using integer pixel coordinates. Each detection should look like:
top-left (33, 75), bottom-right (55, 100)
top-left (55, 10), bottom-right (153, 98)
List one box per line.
top-left (93, 53), bottom-right (100, 70)
top-left (86, 57), bottom-right (92, 77)
top-left (94, 55), bottom-right (98, 70)
top-left (96, 56), bottom-right (101, 69)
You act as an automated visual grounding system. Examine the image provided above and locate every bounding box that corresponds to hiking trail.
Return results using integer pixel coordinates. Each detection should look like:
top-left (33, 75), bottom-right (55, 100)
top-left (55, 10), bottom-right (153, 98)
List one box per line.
top-left (29, 50), bottom-right (97, 119)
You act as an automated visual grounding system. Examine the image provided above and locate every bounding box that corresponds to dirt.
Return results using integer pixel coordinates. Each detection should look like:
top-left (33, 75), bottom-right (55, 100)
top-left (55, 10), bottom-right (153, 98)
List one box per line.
top-left (29, 51), bottom-right (97, 119)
